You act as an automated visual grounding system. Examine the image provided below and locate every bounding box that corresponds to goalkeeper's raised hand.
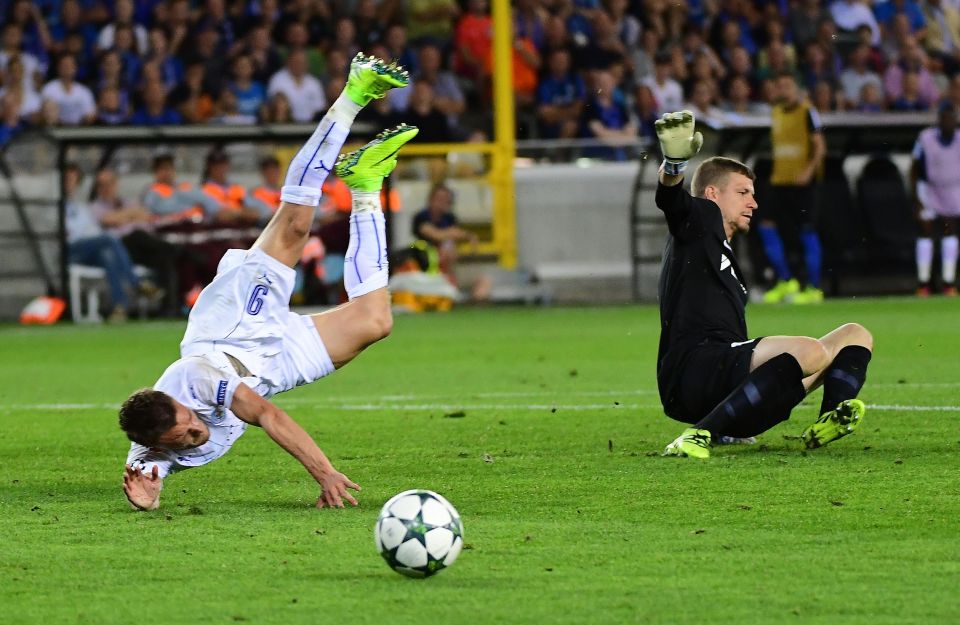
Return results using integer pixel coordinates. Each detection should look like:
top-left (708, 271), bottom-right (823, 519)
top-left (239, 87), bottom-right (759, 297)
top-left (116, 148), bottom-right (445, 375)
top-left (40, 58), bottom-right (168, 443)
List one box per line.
top-left (655, 110), bottom-right (703, 176)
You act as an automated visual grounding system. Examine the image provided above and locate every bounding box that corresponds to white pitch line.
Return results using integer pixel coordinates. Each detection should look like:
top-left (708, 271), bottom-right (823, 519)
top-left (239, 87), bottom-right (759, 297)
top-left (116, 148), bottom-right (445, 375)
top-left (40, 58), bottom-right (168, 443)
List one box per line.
top-left (4, 401), bottom-right (960, 413)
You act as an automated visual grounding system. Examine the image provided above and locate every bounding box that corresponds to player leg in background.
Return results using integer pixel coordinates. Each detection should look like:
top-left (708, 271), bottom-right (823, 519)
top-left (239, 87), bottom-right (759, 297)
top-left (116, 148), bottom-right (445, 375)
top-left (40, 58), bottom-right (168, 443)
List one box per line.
top-left (252, 53), bottom-right (409, 269)
top-left (309, 124), bottom-right (420, 368)
top-left (915, 215), bottom-right (935, 297)
top-left (791, 184), bottom-right (824, 304)
top-left (941, 217), bottom-right (958, 296)
top-left (664, 324), bottom-right (873, 458)
top-left (760, 186), bottom-right (800, 304)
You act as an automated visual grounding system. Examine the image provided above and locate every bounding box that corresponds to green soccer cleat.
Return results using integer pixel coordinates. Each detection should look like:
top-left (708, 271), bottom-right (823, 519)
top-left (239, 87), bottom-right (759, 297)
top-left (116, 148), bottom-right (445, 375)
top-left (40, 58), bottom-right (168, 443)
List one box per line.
top-left (762, 278), bottom-right (800, 304)
top-left (345, 52), bottom-right (409, 106)
top-left (789, 286), bottom-right (824, 305)
top-left (335, 124), bottom-right (419, 192)
top-left (662, 427), bottom-right (712, 459)
top-left (800, 398), bottom-right (866, 449)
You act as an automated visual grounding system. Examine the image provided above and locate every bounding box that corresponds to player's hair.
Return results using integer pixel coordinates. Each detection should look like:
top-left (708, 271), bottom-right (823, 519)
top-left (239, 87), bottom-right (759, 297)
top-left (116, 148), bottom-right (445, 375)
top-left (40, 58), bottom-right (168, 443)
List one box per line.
top-left (119, 389), bottom-right (177, 446)
top-left (152, 154), bottom-right (174, 171)
top-left (691, 157), bottom-right (755, 198)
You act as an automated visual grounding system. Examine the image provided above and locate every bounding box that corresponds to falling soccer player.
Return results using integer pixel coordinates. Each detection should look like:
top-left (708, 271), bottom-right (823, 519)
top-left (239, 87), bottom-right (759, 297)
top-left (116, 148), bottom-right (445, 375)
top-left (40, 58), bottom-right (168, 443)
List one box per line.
top-left (653, 110), bottom-right (874, 459)
top-left (119, 54), bottom-right (418, 509)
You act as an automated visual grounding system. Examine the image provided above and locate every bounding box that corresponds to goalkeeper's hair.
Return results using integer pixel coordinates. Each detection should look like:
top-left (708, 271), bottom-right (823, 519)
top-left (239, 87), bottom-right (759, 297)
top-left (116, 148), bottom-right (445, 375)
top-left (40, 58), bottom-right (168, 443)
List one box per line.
top-left (691, 157), bottom-right (755, 198)
top-left (119, 389), bottom-right (177, 446)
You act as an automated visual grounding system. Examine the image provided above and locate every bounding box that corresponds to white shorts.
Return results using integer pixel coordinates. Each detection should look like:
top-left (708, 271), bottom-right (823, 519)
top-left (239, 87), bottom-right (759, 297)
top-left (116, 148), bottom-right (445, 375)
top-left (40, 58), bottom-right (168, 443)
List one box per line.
top-left (180, 248), bottom-right (335, 397)
top-left (918, 181), bottom-right (960, 221)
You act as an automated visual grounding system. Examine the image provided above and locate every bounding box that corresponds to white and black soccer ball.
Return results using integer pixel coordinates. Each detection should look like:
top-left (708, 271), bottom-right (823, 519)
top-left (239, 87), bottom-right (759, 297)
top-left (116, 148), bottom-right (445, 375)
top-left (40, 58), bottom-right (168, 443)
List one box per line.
top-left (374, 489), bottom-right (464, 578)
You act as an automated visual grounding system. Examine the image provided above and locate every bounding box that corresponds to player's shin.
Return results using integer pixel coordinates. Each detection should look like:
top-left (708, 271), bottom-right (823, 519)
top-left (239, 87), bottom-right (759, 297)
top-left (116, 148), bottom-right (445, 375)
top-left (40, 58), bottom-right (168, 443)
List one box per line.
top-left (818, 345), bottom-right (871, 416)
top-left (280, 112), bottom-right (354, 208)
top-left (344, 192), bottom-right (389, 300)
top-left (695, 353), bottom-right (806, 439)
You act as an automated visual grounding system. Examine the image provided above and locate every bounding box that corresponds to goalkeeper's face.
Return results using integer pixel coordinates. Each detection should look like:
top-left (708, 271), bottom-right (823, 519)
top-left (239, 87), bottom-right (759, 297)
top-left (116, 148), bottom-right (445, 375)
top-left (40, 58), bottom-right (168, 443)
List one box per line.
top-left (709, 173), bottom-right (757, 236)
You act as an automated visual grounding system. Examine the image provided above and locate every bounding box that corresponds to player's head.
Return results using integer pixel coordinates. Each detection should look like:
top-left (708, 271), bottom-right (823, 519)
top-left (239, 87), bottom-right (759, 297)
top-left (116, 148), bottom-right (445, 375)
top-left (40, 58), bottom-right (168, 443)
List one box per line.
top-left (775, 71), bottom-right (799, 106)
top-left (259, 156), bottom-right (281, 186)
top-left (938, 101), bottom-right (956, 136)
top-left (152, 154), bottom-right (175, 183)
top-left (691, 156), bottom-right (757, 235)
top-left (119, 389), bottom-right (210, 450)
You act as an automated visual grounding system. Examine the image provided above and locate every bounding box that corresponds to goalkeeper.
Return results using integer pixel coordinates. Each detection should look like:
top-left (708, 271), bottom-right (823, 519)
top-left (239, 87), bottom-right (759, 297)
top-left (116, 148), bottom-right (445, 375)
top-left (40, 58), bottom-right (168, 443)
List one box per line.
top-left (652, 111), bottom-right (874, 458)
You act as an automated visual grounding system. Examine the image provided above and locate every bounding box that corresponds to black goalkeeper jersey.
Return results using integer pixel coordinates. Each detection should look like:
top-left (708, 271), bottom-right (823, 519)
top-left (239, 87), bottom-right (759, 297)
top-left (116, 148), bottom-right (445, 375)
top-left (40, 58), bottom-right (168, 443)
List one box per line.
top-left (655, 182), bottom-right (750, 385)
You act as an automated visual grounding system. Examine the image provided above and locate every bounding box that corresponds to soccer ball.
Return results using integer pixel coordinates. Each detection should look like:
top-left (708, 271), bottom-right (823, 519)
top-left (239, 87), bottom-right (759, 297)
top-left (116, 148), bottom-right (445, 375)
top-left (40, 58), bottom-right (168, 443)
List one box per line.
top-left (374, 489), bottom-right (464, 578)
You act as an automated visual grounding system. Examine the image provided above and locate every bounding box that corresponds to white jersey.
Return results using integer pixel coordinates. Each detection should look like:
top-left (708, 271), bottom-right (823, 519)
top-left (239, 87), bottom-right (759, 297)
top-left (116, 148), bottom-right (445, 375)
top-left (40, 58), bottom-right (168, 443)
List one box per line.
top-left (126, 247), bottom-right (336, 478)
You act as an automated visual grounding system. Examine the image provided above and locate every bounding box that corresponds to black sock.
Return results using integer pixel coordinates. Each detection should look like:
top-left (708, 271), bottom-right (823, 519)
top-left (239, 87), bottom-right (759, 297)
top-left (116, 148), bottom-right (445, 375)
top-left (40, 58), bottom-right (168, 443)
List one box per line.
top-left (695, 353), bottom-right (807, 440)
top-left (819, 345), bottom-right (872, 415)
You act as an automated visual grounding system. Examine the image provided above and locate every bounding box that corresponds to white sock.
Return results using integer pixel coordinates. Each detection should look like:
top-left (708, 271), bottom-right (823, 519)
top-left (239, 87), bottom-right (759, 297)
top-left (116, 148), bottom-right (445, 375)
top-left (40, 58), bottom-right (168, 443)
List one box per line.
top-left (942, 235), bottom-right (958, 284)
top-left (280, 91), bottom-right (362, 207)
top-left (917, 237), bottom-right (933, 283)
top-left (344, 192), bottom-right (388, 299)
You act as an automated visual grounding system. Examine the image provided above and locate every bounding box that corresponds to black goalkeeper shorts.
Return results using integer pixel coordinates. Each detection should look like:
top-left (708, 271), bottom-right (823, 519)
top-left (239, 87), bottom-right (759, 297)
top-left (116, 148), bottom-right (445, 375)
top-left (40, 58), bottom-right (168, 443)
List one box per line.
top-left (660, 338), bottom-right (762, 424)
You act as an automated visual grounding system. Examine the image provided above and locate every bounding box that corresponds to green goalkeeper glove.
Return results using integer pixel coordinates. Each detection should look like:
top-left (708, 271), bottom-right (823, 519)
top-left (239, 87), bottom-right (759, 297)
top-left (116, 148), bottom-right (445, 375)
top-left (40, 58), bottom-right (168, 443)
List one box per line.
top-left (654, 110), bottom-right (703, 175)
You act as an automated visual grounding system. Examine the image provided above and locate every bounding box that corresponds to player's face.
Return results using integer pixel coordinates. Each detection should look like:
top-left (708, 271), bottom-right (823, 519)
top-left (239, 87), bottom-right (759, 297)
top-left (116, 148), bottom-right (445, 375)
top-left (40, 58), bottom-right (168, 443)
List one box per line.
top-left (710, 173), bottom-right (757, 236)
top-left (156, 401), bottom-right (210, 450)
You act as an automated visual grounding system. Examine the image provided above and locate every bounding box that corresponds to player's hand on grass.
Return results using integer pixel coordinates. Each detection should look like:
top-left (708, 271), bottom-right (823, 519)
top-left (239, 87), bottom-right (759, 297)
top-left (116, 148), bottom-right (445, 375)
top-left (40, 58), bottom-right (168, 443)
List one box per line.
top-left (123, 464), bottom-right (162, 511)
top-left (654, 110), bottom-right (703, 175)
top-left (316, 469), bottom-right (361, 509)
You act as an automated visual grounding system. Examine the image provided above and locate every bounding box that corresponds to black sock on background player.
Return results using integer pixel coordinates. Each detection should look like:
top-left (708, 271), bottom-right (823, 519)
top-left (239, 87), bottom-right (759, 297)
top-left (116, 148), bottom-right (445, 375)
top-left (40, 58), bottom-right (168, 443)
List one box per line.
top-left (818, 345), bottom-right (871, 416)
top-left (694, 353), bottom-right (807, 440)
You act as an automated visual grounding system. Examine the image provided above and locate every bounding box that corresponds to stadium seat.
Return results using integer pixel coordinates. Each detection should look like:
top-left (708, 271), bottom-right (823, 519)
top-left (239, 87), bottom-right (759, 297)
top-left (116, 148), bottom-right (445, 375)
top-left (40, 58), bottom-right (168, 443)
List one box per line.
top-left (856, 156), bottom-right (916, 269)
top-left (817, 157), bottom-right (867, 294)
top-left (68, 264), bottom-right (153, 323)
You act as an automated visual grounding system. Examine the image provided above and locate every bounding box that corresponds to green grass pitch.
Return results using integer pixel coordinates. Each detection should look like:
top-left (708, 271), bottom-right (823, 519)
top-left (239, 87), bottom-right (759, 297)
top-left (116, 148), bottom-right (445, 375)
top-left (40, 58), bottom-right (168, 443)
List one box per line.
top-left (1, 299), bottom-right (958, 624)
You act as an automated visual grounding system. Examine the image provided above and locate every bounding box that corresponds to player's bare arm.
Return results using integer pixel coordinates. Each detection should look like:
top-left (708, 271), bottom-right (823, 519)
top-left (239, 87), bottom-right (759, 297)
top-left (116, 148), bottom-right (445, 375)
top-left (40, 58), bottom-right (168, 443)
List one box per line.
top-left (230, 383), bottom-right (361, 509)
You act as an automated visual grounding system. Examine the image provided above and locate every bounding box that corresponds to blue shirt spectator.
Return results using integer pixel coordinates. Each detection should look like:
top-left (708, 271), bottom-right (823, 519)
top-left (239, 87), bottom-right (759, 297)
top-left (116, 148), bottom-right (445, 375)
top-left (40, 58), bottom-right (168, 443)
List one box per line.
top-left (874, 0), bottom-right (926, 32)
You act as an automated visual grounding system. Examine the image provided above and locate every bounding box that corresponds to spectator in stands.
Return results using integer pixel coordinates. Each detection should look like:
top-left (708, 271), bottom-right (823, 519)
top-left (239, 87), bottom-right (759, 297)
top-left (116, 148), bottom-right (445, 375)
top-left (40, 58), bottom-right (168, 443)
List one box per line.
top-left (142, 154), bottom-right (221, 225)
top-left (830, 0), bottom-right (880, 44)
top-left (882, 13), bottom-right (917, 59)
top-left (261, 91), bottom-right (294, 123)
top-left (800, 41), bottom-right (839, 92)
top-left (412, 182), bottom-right (490, 301)
top-left (95, 51), bottom-right (131, 116)
top-left (856, 81), bottom-right (885, 111)
top-left (384, 24), bottom-right (417, 76)
top-left (891, 70), bottom-right (933, 109)
top-left (511, 34), bottom-right (542, 111)
top-left (267, 48), bottom-right (325, 122)
top-left (332, 15), bottom-right (361, 60)
top-left (607, 0), bottom-right (641, 50)
top-left (227, 55), bottom-right (266, 120)
top-left (6, 0), bottom-right (51, 67)
top-left (453, 0), bottom-right (492, 83)
top-left (201, 149), bottom-right (268, 225)
top-left (96, 0), bottom-right (148, 55)
top-left (64, 163), bottom-right (158, 323)
top-left (390, 42), bottom-right (465, 131)
top-left (580, 69), bottom-right (636, 161)
top-left (0, 56), bottom-right (42, 123)
top-left (406, 0), bottom-right (460, 47)
top-left (130, 80), bottom-right (181, 125)
top-left (634, 83), bottom-right (659, 142)
top-left (874, 0), bottom-right (927, 40)
top-left (168, 60), bottom-right (215, 123)
top-left (839, 44), bottom-right (884, 108)
top-left (41, 53), bottom-right (96, 125)
top-left (537, 48), bottom-right (586, 140)
top-left (0, 92), bottom-right (24, 146)
top-left (95, 85), bottom-right (129, 124)
top-left (90, 166), bottom-right (183, 317)
top-left (722, 74), bottom-right (771, 117)
top-left (854, 23), bottom-right (888, 73)
top-left (49, 0), bottom-right (97, 60)
top-left (353, 0), bottom-right (389, 50)
top-left (684, 50), bottom-right (724, 100)
top-left (514, 0), bottom-right (546, 51)
top-left (403, 80), bottom-right (451, 143)
top-left (755, 40), bottom-right (798, 83)
top-left (0, 24), bottom-right (44, 94)
top-left (789, 0), bottom-right (830, 48)
top-left (144, 27), bottom-right (183, 93)
top-left (761, 71), bottom-right (826, 304)
top-left (247, 156), bottom-right (282, 217)
top-left (572, 8), bottom-right (628, 74)
top-left (884, 40), bottom-right (941, 105)
top-left (812, 79), bottom-right (843, 111)
top-left (911, 102), bottom-right (960, 296)
top-left (758, 17), bottom-right (798, 70)
top-left (630, 28), bottom-right (661, 86)
top-left (112, 23), bottom-right (144, 89)
top-left (241, 23), bottom-right (283, 84)
top-left (814, 18), bottom-right (846, 78)
top-left (643, 51), bottom-right (684, 115)
top-left (919, 0), bottom-right (960, 73)
top-left (188, 24), bottom-right (227, 95)
top-left (685, 78), bottom-right (726, 125)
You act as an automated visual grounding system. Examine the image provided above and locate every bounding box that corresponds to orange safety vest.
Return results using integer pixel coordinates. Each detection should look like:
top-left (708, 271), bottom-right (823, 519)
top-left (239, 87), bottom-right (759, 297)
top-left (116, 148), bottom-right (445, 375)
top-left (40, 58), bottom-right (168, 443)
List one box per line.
top-left (251, 185), bottom-right (282, 212)
top-left (203, 181), bottom-right (247, 210)
top-left (150, 181), bottom-right (203, 222)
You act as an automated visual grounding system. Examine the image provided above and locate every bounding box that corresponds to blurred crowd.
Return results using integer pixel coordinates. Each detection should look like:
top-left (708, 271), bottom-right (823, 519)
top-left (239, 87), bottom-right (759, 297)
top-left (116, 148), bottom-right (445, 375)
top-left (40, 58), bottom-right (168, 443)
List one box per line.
top-left (4, 0), bottom-right (960, 150)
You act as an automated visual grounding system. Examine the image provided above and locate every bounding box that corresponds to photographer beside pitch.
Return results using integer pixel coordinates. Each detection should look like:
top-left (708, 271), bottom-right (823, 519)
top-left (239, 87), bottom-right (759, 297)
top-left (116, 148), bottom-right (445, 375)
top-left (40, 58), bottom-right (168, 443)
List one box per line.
top-left (653, 111), bottom-right (874, 458)
top-left (119, 54), bottom-right (416, 510)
